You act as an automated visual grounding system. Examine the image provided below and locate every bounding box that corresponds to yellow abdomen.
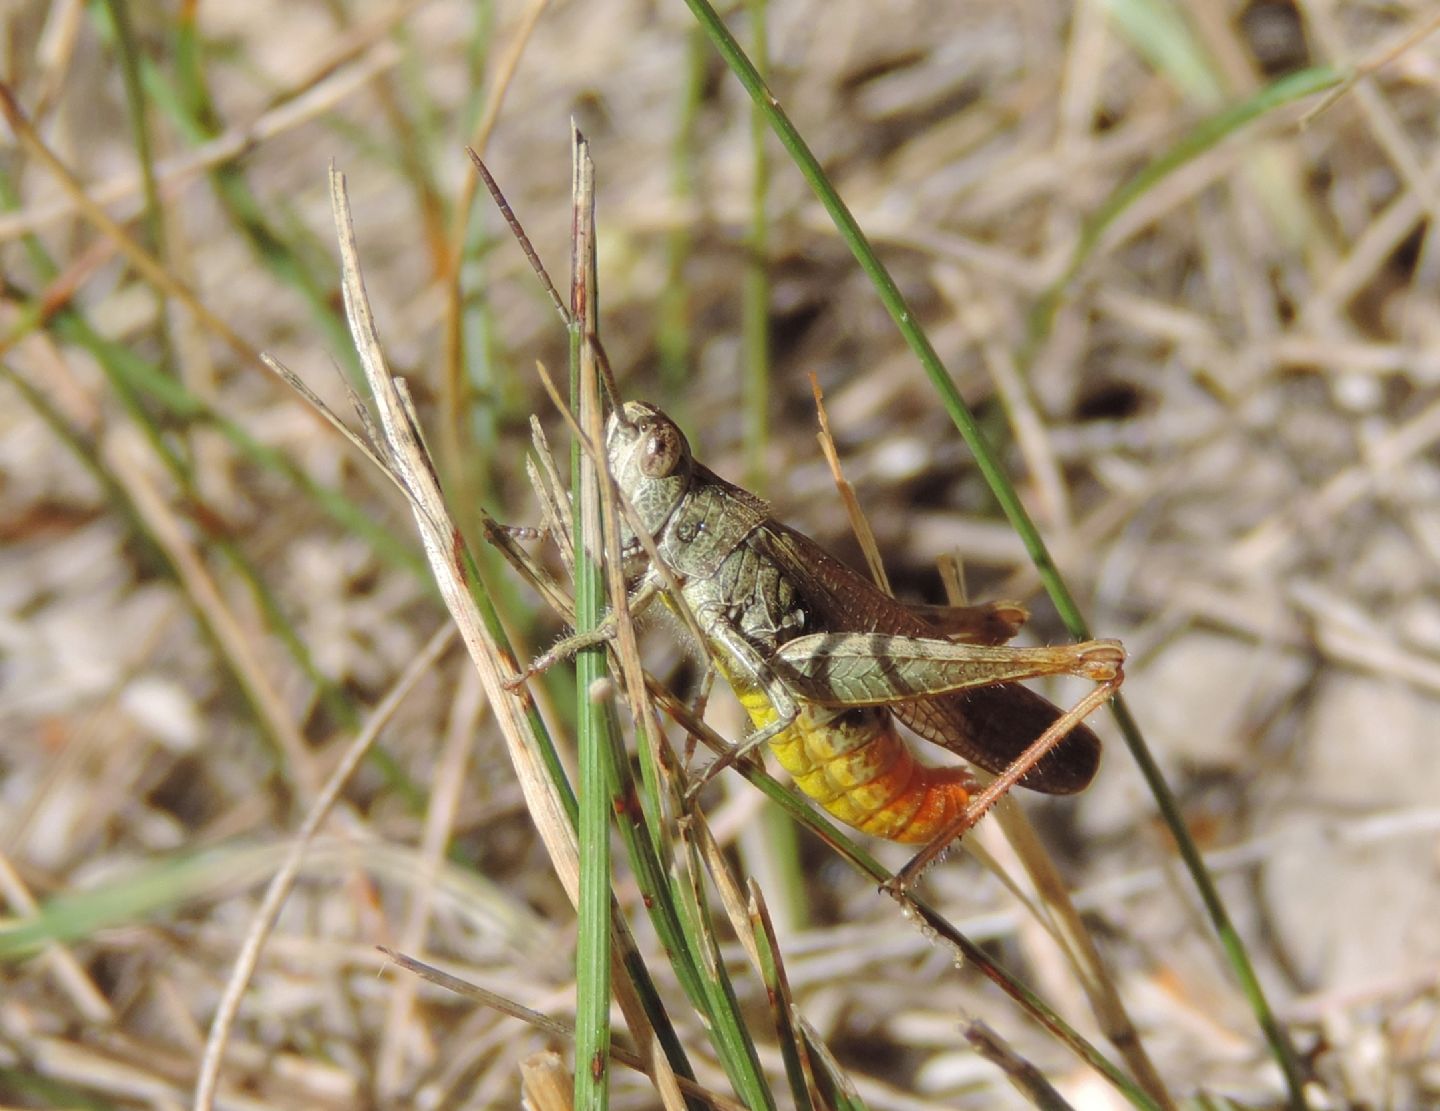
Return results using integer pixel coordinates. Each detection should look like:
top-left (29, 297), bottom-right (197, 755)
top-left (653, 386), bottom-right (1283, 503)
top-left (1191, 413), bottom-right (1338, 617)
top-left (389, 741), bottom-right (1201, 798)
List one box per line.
top-left (724, 674), bottom-right (973, 845)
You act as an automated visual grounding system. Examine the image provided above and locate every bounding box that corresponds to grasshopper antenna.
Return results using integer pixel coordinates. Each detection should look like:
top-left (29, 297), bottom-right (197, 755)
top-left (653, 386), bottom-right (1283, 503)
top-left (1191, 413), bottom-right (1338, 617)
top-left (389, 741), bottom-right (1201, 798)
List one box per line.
top-left (588, 332), bottom-right (628, 425)
top-left (467, 147), bottom-right (632, 432)
top-left (466, 147), bottom-right (569, 329)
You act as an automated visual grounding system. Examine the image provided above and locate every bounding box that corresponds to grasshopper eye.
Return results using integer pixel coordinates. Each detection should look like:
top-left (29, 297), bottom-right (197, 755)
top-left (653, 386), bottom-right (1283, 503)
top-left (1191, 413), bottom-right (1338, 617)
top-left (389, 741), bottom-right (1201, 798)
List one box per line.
top-left (640, 422), bottom-right (684, 478)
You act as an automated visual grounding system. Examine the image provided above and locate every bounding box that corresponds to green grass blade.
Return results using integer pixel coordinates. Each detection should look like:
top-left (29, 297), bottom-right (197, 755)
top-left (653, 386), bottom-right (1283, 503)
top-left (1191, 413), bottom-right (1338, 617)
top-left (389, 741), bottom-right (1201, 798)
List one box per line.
top-left (1030, 65), bottom-right (1345, 352)
top-left (657, 27), bottom-right (708, 405)
top-left (741, 0), bottom-right (771, 495)
top-left (677, 4), bottom-right (1316, 1105)
top-left (677, 0), bottom-right (1089, 624)
top-left (749, 885), bottom-right (819, 1111)
top-left (673, 828), bottom-right (778, 1111)
top-left (1099, 0), bottom-right (1225, 106)
top-left (660, 696), bottom-right (1160, 1108)
top-left (570, 139), bottom-right (613, 1111)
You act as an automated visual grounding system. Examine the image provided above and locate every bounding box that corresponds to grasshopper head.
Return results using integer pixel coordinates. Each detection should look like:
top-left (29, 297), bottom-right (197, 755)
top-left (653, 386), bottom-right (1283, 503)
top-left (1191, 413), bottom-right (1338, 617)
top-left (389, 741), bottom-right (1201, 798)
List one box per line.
top-left (606, 402), bottom-right (693, 541)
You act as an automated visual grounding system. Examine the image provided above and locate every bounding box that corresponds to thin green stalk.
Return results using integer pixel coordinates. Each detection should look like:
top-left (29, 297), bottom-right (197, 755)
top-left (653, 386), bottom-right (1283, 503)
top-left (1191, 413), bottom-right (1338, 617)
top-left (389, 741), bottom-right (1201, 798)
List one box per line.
top-left (741, 0), bottom-right (771, 495)
top-left (99, 0), bottom-right (174, 373)
top-left (585, 533), bottom-right (775, 1104)
top-left (674, 831), bottom-right (778, 1111)
top-left (570, 139), bottom-right (612, 1111)
top-left (590, 515), bottom-right (777, 1102)
top-left (678, 2), bottom-right (1316, 1105)
top-left (737, 0), bottom-right (810, 933)
top-left (466, 495), bottom-right (725, 1109)
top-left (570, 425), bottom-right (615, 1105)
top-left (446, 408), bottom-right (721, 1108)
top-left (165, 11), bottom-right (359, 378)
top-left (1030, 64), bottom-right (1344, 352)
top-left (658, 27), bottom-right (708, 405)
top-left (567, 140), bottom-right (774, 1110)
top-left (750, 889), bottom-right (818, 1111)
top-left (664, 696), bottom-right (1161, 1110)
top-left (466, 152), bottom-right (777, 1109)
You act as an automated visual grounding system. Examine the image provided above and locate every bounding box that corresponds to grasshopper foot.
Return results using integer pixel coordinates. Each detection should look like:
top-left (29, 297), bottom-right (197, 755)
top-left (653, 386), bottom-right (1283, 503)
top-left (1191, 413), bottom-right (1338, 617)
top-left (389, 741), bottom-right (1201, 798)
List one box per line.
top-left (681, 757), bottom-right (731, 807)
top-left (878, 875), bottom-right (905, 899)
top-left (682, 747), bottom-right (764, 807)
top-left (502, 661), bottom-right (544, 691)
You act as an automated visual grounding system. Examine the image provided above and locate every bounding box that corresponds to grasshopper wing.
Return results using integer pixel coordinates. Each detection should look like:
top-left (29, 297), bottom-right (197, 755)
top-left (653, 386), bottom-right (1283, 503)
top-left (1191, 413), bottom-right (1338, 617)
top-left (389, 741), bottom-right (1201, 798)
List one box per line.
top-left (754, 522), bottom-right (1102, 795)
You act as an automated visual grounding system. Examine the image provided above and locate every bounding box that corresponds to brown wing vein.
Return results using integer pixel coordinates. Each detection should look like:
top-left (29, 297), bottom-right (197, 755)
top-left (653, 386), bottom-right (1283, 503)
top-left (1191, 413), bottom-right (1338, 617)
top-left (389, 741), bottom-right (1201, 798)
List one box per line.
top-left (755, 521), bottom-right (1101, 794)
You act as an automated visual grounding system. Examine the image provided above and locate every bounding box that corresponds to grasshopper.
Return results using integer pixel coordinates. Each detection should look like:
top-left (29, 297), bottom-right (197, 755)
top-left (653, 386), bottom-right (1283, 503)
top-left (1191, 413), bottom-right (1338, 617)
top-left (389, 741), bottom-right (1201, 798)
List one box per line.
top-left (593, 399), bottom-right (1124, 858)
top-left (462, 147), bottom-right (1119, 866)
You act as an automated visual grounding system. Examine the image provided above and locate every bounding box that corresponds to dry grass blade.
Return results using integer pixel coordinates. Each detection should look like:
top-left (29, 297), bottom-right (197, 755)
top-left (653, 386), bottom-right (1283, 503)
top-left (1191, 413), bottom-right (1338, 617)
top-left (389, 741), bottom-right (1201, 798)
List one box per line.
top-left (747, 882), bottom-right (823, 1111)
top-left (377, 949), bottom-right (749, 1111)
top-left (520, 1050), bottom-right (575, 1111)
top-left (963, 1020), bottom-right (1076, 1111)
top-left (810, 375), bottom-right (891, 595)
top-left (0, 81), bottom-right (259, 367)
top-left (10, 3), bottom-right (1440, 1106)
top-left (259, 165), bottom-right (682, 1107)
top-left (323, 164), bottom-right (578, 898)
top-left (193, 623), bottom-right (453, 1110)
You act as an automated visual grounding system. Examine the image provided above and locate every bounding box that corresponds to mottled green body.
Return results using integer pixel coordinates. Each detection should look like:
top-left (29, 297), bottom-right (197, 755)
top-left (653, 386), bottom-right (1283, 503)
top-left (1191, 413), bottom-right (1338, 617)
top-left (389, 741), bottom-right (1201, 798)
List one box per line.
top-left (605, 402), bottom-right (1109, 842)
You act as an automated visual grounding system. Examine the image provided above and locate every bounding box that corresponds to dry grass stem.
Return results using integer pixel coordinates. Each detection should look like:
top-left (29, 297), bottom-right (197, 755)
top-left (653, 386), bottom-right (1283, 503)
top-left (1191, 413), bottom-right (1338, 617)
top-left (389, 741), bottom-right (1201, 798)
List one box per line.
top-left (8, 2), bottom-right (1440, 1106)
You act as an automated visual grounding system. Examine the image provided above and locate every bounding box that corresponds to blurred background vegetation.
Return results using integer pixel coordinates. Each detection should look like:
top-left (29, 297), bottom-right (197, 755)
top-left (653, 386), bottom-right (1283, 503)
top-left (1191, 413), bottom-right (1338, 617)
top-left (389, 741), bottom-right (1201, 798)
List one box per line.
top-left (2, 0), bottom-right (1439, 1107)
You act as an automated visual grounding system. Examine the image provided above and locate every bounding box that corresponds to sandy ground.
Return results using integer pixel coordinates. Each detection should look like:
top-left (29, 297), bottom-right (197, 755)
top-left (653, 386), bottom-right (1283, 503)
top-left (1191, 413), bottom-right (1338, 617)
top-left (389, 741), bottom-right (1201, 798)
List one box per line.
top-left (4, 0), bottom-right (1440, 1107)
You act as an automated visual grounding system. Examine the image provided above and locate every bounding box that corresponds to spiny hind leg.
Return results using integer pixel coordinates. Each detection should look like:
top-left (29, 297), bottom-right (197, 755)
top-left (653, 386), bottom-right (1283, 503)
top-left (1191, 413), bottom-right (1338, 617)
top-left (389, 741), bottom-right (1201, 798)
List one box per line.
top-left (884, 666), bottom-right (1124, 894)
